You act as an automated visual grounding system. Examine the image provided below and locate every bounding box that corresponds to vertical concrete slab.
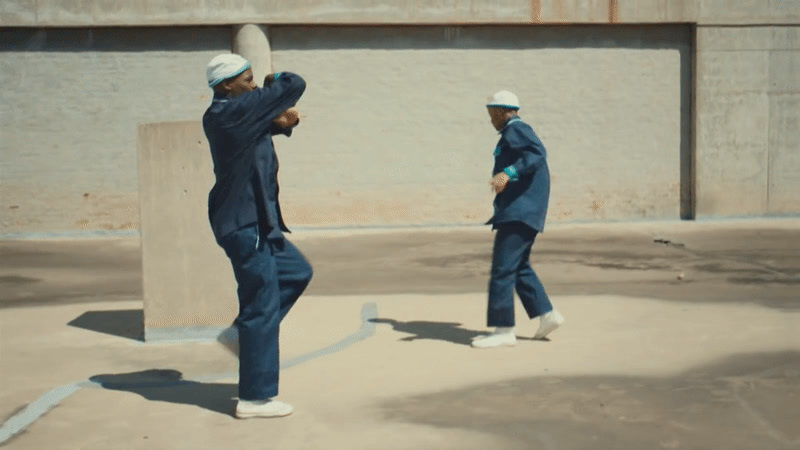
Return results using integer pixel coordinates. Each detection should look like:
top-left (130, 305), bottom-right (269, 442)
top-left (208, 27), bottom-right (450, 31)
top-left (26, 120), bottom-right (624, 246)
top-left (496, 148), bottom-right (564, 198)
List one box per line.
top-left (233, 24), bottom-right (272, 85)
top-left (769, 49), bottom-right (800, 93)
top-left (695, 92), bottom-right (770, 215)
top-left (767, 37), bottom-right (800, 214)
top-left (137, 121), bottom-right (237, 340)
top-left (694, 26), bottom-right (773, 217)
top-left (768, 94), bottom-right (800, 214)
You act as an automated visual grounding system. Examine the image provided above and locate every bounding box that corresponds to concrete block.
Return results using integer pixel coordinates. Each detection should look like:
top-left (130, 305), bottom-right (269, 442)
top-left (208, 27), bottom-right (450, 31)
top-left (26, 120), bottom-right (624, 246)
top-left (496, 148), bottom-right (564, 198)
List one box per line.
top-left (697, 26), bottom-right (772, 51)
top-left (768, 94), bottom-right (800, 214)
top-left (137, 121), bottom-right (237, 338)
top-left (697, 50), bottom-right (769, 93)
top-left (698, 0), bottom-right (800, 25)
top-left (665, 0), bottom-right (700, 22)
top-left (772, 26), bottom-right (800, 50)
top-left (0, 0), bottom-right (36, 25)
top-left (35, 0), bottom-right (95, 26)
top-left (614, 0), bottom-right (667, 23)
top-left (614, 0), bottom-right (698, 23)
top-left (769, 50), bottom-right (800, 93)
top-left (695, 93), bottom-right (770, 216)
top-left (539, 0), bottom-right (614, 23)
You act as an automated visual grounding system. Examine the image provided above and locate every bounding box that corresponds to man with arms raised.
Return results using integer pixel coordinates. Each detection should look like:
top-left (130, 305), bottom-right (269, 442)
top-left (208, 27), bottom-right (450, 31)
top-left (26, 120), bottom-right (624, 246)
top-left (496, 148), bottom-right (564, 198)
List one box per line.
top-left (203, 54), bottom-right (312, 418)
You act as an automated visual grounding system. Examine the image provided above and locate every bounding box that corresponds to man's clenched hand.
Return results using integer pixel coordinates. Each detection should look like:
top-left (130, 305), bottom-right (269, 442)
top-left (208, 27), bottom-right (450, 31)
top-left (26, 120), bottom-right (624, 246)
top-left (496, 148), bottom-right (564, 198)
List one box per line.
top-left (273, 108), bottom-right (300, 128)
top-left (490, 172), bottom-right (510, 193)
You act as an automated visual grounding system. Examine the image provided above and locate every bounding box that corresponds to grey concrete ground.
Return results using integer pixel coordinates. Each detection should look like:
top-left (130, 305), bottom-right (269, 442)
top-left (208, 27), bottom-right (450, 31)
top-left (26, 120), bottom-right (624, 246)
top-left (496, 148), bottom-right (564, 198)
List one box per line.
top-left (1, 219), bottom-right (799, 449)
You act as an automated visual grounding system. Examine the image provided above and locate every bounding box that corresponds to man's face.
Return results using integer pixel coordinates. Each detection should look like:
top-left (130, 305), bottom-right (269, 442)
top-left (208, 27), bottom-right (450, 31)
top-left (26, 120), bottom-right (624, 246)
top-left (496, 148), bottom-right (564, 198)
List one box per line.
top-left (487, 107), bottom-right (507, 131)
top-left (222, 69), bottom-right (257, 97)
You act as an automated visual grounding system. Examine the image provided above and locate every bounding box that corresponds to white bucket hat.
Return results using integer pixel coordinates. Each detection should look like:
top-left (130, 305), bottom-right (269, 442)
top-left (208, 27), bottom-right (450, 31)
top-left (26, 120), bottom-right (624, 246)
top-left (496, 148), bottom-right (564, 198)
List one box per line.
top-left (486, 90), bottom-right (520, 110)
top-left (206, 54), bottom-right (251, 87)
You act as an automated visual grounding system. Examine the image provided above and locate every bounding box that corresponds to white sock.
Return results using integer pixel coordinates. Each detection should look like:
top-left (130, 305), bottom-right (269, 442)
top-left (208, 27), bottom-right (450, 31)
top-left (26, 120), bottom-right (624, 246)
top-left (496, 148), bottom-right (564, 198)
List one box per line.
top-left (495, 326), bottom-right (515, 334)
top-left (240, 399), bottom-right (271, 406)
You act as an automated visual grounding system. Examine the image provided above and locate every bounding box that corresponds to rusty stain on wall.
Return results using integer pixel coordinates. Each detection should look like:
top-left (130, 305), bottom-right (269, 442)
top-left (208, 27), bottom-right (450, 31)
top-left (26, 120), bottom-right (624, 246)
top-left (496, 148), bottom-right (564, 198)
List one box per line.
top-left (530, 0), bottom-right (541, 23)
top-left (608, 0), bottom-right (618, 23)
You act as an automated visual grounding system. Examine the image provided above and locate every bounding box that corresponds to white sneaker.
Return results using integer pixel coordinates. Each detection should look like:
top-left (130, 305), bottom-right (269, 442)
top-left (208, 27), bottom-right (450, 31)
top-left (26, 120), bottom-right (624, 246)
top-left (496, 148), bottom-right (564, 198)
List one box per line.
top-left (471, 327), bottom-right (516, 348)
top-left (534, 310), bottom-right (564, 340)
top-left (217, 326), bottom-right (239, 357)
top-left (235, 399), bottom-right (294, 419)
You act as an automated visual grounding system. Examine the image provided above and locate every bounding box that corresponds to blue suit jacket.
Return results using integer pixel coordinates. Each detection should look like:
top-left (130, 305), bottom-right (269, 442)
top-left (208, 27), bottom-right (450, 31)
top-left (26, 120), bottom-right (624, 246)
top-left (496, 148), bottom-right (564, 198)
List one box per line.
top-left (202, 72), bottom-right (306, 243)
top-left (486, 117), bottom-right (551, 232)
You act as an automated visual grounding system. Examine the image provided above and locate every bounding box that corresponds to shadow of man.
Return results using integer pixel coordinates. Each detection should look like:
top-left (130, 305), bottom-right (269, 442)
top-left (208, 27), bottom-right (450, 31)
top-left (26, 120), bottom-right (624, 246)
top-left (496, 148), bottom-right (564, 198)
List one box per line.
top-left (370, 318), bottom-right (486, 346)
top-left (89, 369), bottom-right (236, 417)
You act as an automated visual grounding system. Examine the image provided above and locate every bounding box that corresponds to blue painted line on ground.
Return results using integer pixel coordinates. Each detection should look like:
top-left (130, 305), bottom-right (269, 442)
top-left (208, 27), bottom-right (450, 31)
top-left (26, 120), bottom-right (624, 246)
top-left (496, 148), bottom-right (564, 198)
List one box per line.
top-left (0, 382), bottom-right (91, 444)
top-left (0, 302), bottom-right (378, 445)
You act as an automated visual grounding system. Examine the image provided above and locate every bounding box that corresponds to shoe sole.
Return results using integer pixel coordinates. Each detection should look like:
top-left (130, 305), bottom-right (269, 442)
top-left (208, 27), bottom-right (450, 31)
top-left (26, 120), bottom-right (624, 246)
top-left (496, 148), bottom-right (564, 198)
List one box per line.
top-left (533, 321), bottom-right (563, 340)
top-left (471, 341), bottom-right (516, 349)
top-left (235, 410), bottom-right (293, 419)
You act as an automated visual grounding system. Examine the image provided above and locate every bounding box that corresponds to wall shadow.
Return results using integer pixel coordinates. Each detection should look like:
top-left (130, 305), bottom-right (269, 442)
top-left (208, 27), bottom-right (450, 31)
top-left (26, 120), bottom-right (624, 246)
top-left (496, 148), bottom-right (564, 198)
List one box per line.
top-left (68, 309), bottom-right (144, 341)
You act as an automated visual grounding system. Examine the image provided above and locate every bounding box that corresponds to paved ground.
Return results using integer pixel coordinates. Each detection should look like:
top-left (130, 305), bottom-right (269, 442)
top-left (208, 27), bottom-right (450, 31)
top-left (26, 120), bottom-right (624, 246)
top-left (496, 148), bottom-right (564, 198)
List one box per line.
top-left (1, 219), bottom-right (799, 449)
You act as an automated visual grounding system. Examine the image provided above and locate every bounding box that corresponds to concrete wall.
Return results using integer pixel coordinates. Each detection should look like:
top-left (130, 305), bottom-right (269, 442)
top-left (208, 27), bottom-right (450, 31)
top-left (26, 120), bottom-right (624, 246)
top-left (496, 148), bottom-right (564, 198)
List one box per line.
top-left (1, 0), bottom-right (797, 26)
top-left (270, 25), bottom-right (690, 226)
top-left (1, 1), bottom-right (799, 237)
top-left (0, 27), bottom-right (230, 234)
top-left (695, 25), bottom-right (800, 217)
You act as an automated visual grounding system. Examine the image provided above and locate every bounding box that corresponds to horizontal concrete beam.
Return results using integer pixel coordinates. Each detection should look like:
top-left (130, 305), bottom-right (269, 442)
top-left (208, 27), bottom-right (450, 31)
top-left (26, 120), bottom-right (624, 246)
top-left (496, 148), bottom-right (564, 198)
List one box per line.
top-left (2, 0), bottom-right (798, 27)
top-left (1, 0), bottom-right (531, 26)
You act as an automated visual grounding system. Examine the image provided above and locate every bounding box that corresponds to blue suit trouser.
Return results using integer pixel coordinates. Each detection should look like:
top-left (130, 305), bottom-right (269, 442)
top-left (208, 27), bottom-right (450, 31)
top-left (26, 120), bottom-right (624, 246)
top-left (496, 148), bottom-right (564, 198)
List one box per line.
top-left (488, 221), bottom-right (553, 327)
top-left (218, 224), bottom-right (313, 401)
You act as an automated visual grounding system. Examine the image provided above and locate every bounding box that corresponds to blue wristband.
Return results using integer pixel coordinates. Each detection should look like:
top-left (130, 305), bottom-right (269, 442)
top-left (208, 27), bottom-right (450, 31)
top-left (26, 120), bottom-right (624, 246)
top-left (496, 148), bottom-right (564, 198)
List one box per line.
top-left (503, 166), bottom-right (519, 182)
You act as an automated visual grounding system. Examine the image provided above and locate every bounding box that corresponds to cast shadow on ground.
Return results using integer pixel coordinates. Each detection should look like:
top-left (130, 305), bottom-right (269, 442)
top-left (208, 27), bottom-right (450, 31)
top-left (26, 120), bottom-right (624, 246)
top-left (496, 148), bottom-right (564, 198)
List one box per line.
top-left (370, 318), bottom-right (540, 346)
top-left (68, 309), bottom-right (144, 341)
top-left (89, 369), bottom-right (236, 417)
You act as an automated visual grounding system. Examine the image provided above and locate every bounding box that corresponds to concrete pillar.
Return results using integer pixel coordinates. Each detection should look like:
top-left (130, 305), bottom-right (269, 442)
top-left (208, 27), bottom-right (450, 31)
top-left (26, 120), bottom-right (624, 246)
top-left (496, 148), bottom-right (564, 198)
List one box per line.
top-left (232, 24), bottom-right (272, 86)
top-left (138, 121), bottom-right (238, 341)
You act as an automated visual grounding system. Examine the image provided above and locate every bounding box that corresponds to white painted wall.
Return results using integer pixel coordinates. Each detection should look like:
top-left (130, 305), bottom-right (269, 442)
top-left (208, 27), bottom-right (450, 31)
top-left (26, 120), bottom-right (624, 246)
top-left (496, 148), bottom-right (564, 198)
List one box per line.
top-left (0, 28), bottom-right (230, 234)
top-left (271, 26), bottom-right (690, 227)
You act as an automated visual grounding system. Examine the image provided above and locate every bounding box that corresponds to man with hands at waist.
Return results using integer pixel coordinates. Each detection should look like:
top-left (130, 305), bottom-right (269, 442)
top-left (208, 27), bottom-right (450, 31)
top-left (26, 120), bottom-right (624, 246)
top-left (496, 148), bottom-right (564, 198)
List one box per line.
top-left (473, 90), bottom-right (565, 349)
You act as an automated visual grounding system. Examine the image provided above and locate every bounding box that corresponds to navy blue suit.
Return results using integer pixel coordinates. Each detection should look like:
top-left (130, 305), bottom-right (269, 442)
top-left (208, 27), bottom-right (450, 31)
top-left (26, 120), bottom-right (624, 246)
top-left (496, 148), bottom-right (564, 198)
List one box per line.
top-left (203, 72), bottom-right (313, 401)
top-left (486, 116), bottom-right (554, 327)
top-left (487, 116), bottom-right (550, 232)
